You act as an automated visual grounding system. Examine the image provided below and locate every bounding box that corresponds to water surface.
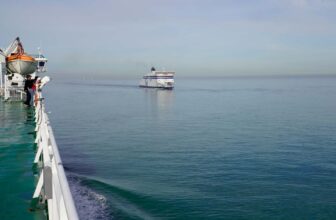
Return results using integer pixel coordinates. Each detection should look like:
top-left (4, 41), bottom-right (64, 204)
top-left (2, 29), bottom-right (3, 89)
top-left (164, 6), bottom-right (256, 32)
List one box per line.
top-left (44, 77), bottom-right (336, 219)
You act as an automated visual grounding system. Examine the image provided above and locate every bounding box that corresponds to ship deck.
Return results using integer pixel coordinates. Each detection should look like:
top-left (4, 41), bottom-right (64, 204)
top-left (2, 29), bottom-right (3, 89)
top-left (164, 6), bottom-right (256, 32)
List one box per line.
top-left (0, 100), bottom-right (45, 219)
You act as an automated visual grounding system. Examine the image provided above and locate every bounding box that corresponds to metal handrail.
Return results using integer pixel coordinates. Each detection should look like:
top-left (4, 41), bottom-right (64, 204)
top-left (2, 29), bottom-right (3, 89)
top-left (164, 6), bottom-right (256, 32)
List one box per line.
top-left (34, 92), bottom-right (79, 220)
top-left (45, 111), bottom-right (79, 220)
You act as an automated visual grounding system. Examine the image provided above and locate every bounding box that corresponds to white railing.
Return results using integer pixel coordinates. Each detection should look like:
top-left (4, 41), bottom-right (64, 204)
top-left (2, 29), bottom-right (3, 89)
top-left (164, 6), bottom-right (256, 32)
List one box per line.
top-left (33, 91), bottom-right (79, 220)
top-left (2, 87), bottom-right (26, 101)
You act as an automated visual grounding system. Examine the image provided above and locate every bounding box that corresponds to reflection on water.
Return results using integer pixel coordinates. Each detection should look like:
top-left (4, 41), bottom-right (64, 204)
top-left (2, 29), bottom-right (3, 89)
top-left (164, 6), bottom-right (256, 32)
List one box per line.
top-left (142, 88), bottom-right (174, 117)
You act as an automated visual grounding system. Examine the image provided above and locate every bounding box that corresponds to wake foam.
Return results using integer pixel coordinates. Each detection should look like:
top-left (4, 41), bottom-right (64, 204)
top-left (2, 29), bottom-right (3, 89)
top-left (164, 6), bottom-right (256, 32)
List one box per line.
top-left (67, 174), bottom-right (112, 220)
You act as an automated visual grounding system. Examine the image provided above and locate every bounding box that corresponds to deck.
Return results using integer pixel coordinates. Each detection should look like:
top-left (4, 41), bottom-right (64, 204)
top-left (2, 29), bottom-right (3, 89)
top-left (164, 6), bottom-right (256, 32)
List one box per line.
top-left (0, 101), bottom-right (46, 219)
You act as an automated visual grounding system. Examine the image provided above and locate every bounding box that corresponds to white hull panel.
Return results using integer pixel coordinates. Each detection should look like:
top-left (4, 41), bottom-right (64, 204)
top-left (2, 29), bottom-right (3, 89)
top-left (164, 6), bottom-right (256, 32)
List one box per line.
top-left (7, 60), bottom-right (37, 75)
top-left (140, 70), bottom-right (175, 89)
top-left (139, 78), bottom-right (174, 89)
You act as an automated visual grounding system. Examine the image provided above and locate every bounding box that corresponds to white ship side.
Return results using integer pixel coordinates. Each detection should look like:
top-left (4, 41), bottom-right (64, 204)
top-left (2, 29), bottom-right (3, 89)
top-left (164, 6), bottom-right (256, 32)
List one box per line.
top-left (139, 68), bottom-right (175, 89)
top-left (0, 37), bottom-right (79, 220)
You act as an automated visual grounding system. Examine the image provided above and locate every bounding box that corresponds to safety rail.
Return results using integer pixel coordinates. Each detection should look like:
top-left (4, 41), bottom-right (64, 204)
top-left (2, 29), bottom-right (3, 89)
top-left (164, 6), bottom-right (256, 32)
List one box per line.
top-left (0, 87), bottom-right (25, 101)
top-left (33, 91), bottom-right (79, 220)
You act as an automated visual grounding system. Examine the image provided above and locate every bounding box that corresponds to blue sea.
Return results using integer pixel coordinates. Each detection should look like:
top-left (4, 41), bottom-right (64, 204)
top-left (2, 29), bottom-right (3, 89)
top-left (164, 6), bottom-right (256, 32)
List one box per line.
top-left (43, 76), bottom-right (336, 219)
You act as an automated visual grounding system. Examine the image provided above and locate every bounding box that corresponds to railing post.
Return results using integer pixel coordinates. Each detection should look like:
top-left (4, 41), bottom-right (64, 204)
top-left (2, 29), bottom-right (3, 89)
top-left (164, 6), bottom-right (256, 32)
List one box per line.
top-left (32, 91), bottom-right (79, 220)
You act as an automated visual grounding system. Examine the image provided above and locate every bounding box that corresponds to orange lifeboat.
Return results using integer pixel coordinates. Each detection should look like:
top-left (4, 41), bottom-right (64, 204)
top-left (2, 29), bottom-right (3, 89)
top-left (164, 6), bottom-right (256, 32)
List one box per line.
top-left (6, 40), bottom-right (37, 75)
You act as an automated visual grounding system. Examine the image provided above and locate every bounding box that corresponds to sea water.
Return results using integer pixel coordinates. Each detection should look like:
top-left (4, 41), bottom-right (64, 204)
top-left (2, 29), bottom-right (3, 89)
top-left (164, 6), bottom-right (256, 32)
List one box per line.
top-left (43, 77), bottom-right (336, 220)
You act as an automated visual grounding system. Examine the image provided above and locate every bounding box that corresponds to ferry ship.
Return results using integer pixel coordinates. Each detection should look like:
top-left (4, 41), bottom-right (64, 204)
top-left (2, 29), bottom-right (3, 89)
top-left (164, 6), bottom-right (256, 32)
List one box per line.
top-left (139, 67), bottom-right (175, 89)
top-left (0, 38), bottom-right (78, 220)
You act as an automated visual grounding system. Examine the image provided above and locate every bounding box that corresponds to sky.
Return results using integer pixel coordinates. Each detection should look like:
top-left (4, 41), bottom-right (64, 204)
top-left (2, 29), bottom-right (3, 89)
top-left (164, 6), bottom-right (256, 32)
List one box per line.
top-left (1, 0), bottom-right (336, 78)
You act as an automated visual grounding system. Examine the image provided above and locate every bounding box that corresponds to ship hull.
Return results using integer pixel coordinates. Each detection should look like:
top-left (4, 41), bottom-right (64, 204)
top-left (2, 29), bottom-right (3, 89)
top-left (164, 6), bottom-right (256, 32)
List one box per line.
top-left (139, 78), bottom-right (174, 89)
top-left (139, 71), bottom-right (175, 89)
top-left (7, 54), bottom-right (37, 75)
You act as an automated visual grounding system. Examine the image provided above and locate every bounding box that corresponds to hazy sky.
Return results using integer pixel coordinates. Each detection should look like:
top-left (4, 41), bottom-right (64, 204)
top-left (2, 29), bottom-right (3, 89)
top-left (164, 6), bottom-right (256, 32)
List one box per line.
top-left (1, 0), bottom-right (336, 78)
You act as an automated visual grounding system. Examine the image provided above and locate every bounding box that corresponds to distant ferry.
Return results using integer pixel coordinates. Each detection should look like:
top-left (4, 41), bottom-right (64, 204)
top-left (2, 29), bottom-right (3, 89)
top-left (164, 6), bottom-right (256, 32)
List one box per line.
top-left (139, 67), bottom-right (175, 89)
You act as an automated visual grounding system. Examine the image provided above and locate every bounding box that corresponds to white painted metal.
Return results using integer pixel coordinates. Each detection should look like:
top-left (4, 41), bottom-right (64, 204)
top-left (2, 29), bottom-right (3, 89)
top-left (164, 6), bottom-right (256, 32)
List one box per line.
top-left (3, 37), bottom-right (20, 56)
top-left (33, 170), bottom-right (44, 198)
top-left (0, 73), bottom-right (26, 101)
top-left (34, 143), bottom-right (43, 163)
top-left (139, 70), bottom-right (175, 89)
top-left (0, 62), bottom-right (4, 96)
top-left (7, 59), bottom-right (38, 75)
top-left (34, 92), bottom-right (79, 220)
top-left (0, 38), bottom-right (78, 219)
top-left (4, 73), bottom-right (9, 100)
top-left (0, 53), bottom-right (6, 93)
top-left (34, 48), bottom-right (48, 73)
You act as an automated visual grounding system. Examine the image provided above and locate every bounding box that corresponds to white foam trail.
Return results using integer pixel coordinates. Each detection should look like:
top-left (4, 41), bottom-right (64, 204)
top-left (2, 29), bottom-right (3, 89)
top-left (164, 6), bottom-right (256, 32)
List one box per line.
top-left (67, 175), bottom-right (112, 220)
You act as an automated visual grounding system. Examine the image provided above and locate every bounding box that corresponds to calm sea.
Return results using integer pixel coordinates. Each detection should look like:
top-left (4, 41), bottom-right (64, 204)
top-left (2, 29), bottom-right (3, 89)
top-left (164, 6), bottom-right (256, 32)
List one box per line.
top-left (43, 77), bottom-right (336, 220)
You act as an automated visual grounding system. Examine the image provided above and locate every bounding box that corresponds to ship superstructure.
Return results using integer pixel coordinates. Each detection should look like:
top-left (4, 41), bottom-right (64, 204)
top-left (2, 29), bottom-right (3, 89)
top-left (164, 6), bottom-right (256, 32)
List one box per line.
top-left (139, 67), bottom-right (175, 89)
top-left (0, 38), bottom-right (48, 101)
top-left (0, 37), bottom-right (78, 220)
